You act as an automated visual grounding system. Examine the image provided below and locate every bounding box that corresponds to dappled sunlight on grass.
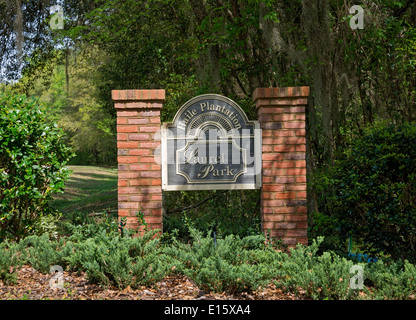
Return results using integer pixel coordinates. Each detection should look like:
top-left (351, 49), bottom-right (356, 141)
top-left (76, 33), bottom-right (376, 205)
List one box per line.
top-left (51, 165), bottom-right (118, 215)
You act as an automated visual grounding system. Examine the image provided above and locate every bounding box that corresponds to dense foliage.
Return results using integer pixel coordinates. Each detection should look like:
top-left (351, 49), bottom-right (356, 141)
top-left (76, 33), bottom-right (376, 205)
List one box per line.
top-left (163, 189), bottom-right (261, 240)
top-left (0, 91), bottom-right (73, 240)
top-left (28, 50), bottom-right (117, 166)
top-left (314, 122), bottom-right (416, 261)
top-left (1, 217), bottom-right (416, 300)
top-left (2, 1), bottom-right (415, 236)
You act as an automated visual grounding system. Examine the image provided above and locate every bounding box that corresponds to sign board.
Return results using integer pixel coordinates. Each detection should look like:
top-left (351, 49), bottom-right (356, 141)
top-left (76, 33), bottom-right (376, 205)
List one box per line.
top-left (161, 94), bottom-right (261, 191)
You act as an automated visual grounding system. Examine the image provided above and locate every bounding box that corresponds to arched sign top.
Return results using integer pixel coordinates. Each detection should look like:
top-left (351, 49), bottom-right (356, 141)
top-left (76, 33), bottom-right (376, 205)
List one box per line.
top-left (161, 94), bottom-right (262, 191)
top-left (170, 94), bottom-right (253, 129)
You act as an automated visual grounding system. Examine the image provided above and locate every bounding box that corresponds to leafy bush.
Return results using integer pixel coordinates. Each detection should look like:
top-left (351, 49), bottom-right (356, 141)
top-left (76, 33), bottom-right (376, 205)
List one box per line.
top-left (2, 219), bottom-right (416, 300)
top-left (314, 122), bottom-right (416, 261)
top-left (0, 241), bottom-right (22, 285)
top-left (65, 212), bottom-right (119, 241)
top-left (365, 259), bottom-right (416, 300)
top-left (67, 233), bottom-right (133, 288)
top-left (275, 237), bottom-right (366, 300)
top-left (66, 229), bottom-right (172, 289)
top-left (163, 219), bottom-right (284, 294)
top-left (21, 233), bottom-right (70, 274)
top-left (29, 213), bottom-right (61, 240)
top-left (0, 92), bottom-right (73, 240)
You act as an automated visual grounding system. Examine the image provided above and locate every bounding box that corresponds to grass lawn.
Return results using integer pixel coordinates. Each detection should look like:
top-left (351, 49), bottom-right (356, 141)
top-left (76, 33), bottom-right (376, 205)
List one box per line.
top-left (51, 165), bottom-right (118, 215)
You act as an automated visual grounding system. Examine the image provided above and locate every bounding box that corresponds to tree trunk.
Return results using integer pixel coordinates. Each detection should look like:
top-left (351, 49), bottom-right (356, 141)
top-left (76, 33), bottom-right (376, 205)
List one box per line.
top-left (14, 0), bottom-right (24, 64)
top-left (189, 0), bottom-right (222, 92)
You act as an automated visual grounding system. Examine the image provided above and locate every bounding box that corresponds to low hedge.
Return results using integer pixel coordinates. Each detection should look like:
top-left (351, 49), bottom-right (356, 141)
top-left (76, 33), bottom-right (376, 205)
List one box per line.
top-left (1, 220), bottom-right (416, 300)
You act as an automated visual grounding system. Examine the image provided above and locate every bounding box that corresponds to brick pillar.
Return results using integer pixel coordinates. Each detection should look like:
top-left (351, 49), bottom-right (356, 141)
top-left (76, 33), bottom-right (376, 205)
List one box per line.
top-left (253, 87), bottom-right (309, 247)
top-left (112, 89), bottom-right (164, 233)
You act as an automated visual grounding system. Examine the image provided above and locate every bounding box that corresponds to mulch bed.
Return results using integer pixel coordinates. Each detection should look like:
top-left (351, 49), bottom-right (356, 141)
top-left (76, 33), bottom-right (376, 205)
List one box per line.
top-left (0, 265), bottom-right (301, 300)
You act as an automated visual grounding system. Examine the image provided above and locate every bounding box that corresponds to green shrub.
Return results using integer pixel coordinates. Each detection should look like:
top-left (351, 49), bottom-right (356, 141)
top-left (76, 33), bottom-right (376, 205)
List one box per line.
top-left (0, 92), bottom-right (73, 240)
top-left (3, 217), bottom-right (416, 300)
top-left (69, 235), bottom-right (133, 288)
top-left (30, 213), bottom-right (61, 240)
top-left (314, 121), bottom-right (416, 261)
top-left (189, 254), bottom-right (279, 294)
top-left (365, 260), bottom-right (416, 299)
top-left (66, 229), bottom-right (172, 289)
top-left (0, 241), bottom-right (22, 285)
top-left (163, 221), bottom-right (284, 294)
top-left (21, 233), bottom-right (70, 273)
top-left (275, 237), bottom-right (368, 300)
top-left (66, 212), bottom-right (119, 242)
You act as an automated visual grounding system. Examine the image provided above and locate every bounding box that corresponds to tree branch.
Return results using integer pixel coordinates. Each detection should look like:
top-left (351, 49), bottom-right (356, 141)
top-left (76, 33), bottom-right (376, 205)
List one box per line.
top-left (166, 191), bottom-right (227, 214)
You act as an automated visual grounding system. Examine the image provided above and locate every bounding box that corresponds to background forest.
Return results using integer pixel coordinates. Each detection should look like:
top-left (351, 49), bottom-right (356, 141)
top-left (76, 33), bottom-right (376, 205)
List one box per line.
top-left (1, 0), bottom-right (415, 257)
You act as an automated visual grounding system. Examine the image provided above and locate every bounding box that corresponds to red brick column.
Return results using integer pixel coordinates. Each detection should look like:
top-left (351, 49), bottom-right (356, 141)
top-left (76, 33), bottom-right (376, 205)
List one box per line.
top-left (112, 89), bottom-right (164, 233)
top-left (253, 87), bottom-right (309, 247)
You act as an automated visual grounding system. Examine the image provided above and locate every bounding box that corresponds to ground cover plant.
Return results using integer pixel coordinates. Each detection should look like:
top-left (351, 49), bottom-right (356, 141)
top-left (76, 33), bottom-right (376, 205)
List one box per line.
top-left (0, 240), bottom-right (22, 285)
top-left (1, 211), bottom-right (416, 300)
top-left (162, 216), bottom-right (284, 294)
top-left (2, 160), bottom-right (415, 300)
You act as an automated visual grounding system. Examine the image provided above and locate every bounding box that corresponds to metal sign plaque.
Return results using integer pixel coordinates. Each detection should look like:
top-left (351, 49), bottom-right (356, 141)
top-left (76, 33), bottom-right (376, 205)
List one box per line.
top-left (161, 94), bottom-right (261, 191)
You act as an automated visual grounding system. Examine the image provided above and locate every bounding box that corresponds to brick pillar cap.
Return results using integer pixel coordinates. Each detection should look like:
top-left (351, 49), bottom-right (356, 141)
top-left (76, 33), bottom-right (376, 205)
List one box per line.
top-left (253, 87), bottom-right (309, 101)
top-left (112, 89), bottom-right (165, 102)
